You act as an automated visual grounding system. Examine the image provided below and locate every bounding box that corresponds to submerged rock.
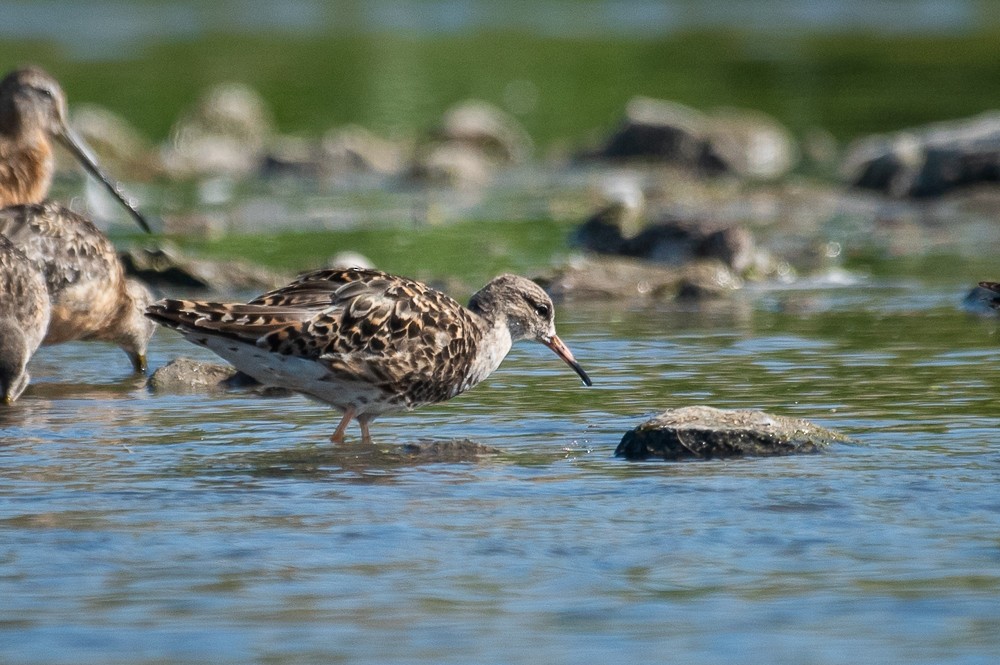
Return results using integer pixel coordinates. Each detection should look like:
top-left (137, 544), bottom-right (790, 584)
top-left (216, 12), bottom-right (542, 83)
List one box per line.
top-left (120, 242), bottom-right (289, 292)
top-left (400, 439), bottom-right (502, 462)
top-left (616, 405), bottom-right (847, 461)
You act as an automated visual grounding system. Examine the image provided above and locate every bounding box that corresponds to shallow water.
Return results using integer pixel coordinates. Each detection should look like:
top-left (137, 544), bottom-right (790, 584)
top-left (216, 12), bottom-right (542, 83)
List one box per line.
top-left (2, 277), bottom-right (1000, 664)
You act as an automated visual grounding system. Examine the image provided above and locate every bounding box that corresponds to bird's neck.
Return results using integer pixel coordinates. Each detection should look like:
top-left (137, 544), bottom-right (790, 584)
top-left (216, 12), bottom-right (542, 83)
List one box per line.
top-left (0, 128), bottom-right (54, 208)
top-left (459, 316), bottom-right (513, 395)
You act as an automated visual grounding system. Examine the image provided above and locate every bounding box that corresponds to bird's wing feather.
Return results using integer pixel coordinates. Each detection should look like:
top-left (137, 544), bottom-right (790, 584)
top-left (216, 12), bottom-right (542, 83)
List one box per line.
top-left (0, 202), bottom-right (121, 294)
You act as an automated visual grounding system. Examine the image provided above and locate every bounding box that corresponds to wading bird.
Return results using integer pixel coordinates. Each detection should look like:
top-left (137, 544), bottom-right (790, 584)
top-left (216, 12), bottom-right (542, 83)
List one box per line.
top-left (146, 269), bottom-right (592, 443)
top-left (0, 234), bottom-right (50, 403)
top-left (0, 67), bottom-right (155, 372)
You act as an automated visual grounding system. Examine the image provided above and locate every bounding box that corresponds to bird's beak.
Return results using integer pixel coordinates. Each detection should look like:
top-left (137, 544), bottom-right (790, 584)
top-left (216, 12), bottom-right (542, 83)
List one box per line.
top-left (542, 334), bottom-right (592, 386)
top-left (55, 124), bottom-right (152, 234)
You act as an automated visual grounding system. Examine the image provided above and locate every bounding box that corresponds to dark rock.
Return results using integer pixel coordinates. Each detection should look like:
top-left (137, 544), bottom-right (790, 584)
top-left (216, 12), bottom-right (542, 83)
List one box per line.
top-left (584, 98), bottom-right (799, 179)
top-left (842, 113), bottom-right (1000, 198)
top-left (966, 281), bottom-right (1000, 314)
top-left (572, 198), bottom-right (778, 278)
top-left (570, 195), bottom-right (644, 255)
top-left (616, 405), bottom-right (848, 461)
top-left (120, 242), bottom-right (290, 292)
top-left (587, 97), bottom-right (728, 173)
top-left (537, 255), bottom-right (742, 302)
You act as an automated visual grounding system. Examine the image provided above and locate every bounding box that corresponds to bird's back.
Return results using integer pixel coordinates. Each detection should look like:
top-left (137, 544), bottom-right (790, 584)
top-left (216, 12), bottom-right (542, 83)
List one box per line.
top-left (0, 202), bottom-right (129, 345)
top-left (0, 202), bottom-right (124, 295)
top-left (150, 269), bottom-right (492, 411)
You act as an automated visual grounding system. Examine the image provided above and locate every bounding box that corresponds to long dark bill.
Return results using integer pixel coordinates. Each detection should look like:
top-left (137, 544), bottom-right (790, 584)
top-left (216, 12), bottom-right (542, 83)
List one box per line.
top-left (55, 125), bottom-right (152, 234)
top-left (543, 334), bottom-right (593, 386)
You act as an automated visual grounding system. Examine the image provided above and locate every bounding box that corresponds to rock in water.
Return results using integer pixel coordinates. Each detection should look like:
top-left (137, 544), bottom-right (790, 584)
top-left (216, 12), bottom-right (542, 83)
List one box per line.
top-left (616, 405), bottom-right (847, 460)
top-left (841, 112), bottom-right (1000, 197)
top-left (147, 357), bottom-right (241, 392)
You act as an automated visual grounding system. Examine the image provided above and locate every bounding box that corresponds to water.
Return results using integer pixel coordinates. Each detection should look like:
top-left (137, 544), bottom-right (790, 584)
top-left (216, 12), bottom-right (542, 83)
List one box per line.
top-left (2, 275), bottom-right (999, 664)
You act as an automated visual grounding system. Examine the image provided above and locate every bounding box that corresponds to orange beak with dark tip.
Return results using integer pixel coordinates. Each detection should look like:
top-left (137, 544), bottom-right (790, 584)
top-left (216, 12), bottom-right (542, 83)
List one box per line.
top-left (54, 124), bottom-right (153, 234)
top-left (542, 334), bottom-right (592, 386)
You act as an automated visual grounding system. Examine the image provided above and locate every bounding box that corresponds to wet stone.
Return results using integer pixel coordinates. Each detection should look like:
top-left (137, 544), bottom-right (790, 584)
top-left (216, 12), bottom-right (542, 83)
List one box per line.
top-left (148, 357), bottom-right (240, 392)
top-left (148, 357), bottom-right (289, 397)
top-left (616, 405), bottom-right (848, 461)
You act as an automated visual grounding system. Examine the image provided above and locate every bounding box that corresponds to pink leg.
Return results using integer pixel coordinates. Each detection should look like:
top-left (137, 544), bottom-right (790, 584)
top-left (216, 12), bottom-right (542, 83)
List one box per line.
top-left (358, 415), bottom-right (374, 445)
top-left (330, 406), bottom-right (356, 444)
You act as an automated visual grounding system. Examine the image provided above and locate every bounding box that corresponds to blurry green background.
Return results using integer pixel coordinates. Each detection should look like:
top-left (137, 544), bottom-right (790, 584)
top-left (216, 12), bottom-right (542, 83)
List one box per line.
top-left (3, 0), bottom-right (1000, 148)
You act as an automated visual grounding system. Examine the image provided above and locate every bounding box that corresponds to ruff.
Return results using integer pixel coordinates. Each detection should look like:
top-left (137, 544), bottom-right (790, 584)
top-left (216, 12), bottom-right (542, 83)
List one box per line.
top-left (146, 268), bottom-right (592, 443)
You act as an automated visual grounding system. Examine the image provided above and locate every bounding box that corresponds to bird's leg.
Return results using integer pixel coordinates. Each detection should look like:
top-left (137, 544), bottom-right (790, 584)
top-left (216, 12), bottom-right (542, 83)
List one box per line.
top-left (330, 406), bottom-right (356, 444)
top-left (358, 415), bottom-right (374, 445)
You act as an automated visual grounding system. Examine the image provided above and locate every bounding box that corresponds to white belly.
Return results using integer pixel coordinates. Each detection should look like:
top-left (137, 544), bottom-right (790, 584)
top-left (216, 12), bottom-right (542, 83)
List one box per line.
top-left (193, 335), bottom-right (400, 416)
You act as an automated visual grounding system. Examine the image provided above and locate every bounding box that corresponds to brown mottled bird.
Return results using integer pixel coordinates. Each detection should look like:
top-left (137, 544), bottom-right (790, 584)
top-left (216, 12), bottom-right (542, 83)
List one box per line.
top-left (0, 66), bottom-right (150, 231)
top-left (0, 234), bottom-right (50, 403)
top-left (146, 268), bottom-right (592, 443)
top-left (0, 67), bottom-right (155, 372)
top-left (0, 202), bottom-right (155, 371)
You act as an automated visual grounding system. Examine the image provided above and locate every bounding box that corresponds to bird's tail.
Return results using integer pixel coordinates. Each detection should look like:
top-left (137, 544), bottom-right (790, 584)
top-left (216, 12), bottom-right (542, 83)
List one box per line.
top-left (145, 299), bottom-right (311, 343)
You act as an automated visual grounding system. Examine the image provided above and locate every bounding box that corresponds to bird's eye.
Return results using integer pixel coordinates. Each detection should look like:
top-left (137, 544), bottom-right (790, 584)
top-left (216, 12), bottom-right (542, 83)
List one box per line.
top-left (533, 302), bottom-right (551, 318)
